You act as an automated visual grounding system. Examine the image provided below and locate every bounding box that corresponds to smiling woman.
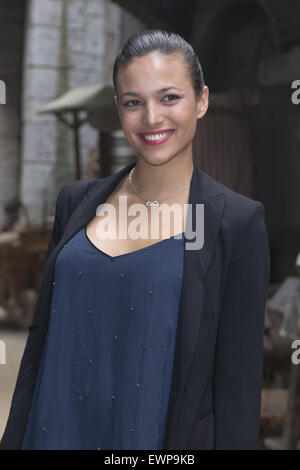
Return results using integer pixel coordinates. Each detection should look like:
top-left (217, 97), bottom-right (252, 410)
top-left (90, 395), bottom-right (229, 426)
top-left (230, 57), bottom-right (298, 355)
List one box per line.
top-left (113, 40), bottom-right (208, 175)
top-left (0, 30), bottom-right (270, 451)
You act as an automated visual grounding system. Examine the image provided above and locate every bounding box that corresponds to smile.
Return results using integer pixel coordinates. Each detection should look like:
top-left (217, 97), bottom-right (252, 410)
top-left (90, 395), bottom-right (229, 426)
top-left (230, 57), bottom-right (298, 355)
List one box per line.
top-left (138, 130), bottom-right (174, 146)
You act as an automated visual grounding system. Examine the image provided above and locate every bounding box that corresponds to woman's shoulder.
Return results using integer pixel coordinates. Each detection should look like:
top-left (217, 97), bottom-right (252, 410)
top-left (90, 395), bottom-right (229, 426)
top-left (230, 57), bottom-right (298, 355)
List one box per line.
top-left (54, 177), bottom-right (102, 225)
top-left (59, 163), bottom-right (134, 203)
top-left (197, 168), bottom-right (267, 251)
top-left (58, 177), bottom-right (99, 199)
top-left (57, 176), bottom-right (109, 210)
top-left (197, 167), bottom-right (265, 220)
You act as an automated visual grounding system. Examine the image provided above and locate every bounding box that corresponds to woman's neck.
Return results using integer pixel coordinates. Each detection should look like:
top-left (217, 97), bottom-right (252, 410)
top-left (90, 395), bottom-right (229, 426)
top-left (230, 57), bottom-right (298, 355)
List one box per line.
top-left (129, 155), bottom-right (194, 201)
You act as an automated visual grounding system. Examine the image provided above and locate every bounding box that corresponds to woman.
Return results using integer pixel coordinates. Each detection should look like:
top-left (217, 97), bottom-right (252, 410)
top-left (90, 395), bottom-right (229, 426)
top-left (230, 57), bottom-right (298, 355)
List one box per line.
top-left (0, 30), bottom-right (270, 450)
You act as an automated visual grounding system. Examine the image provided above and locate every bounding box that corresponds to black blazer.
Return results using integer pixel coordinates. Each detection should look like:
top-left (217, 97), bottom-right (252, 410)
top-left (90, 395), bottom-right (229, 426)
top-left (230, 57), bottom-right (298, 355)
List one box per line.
top-left (0, 160), bottom-right (270, 450)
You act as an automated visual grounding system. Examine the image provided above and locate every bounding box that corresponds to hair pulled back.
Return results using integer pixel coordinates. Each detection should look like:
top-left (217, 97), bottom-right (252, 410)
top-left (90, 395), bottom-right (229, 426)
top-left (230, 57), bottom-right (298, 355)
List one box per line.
top-left (113, 29), bottom-right (205, 98)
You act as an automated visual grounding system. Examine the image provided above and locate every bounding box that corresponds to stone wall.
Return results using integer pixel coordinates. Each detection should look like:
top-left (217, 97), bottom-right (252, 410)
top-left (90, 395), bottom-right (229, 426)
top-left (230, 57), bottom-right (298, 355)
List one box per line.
top-left (0, 0), bottom-right (146, 227)
top-left (19, 0), bottom-right (123, 224)
top-left (0, 0), bottom-right (25, 228)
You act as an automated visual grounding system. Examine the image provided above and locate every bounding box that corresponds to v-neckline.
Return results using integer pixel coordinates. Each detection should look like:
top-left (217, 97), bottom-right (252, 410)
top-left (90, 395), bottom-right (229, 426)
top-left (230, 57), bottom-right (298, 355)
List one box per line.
top-left (84, 227), bottom-right (184, 260)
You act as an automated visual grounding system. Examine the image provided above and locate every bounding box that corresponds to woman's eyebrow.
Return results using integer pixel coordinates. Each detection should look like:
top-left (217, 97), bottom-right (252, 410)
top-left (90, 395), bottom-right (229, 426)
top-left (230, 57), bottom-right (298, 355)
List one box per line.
top-left (120, 86), bottom-right (184, 98)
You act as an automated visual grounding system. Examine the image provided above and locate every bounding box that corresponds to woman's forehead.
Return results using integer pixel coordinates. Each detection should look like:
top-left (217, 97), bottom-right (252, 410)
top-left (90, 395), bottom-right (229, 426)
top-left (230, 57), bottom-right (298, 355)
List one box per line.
top-left (117, 52), bottom-right (190, 91)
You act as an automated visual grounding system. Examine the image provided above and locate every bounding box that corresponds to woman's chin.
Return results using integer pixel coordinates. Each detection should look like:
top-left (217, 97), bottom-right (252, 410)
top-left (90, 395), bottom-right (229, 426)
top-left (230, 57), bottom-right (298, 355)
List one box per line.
top-left (136, 152), bottom-right (174, 167)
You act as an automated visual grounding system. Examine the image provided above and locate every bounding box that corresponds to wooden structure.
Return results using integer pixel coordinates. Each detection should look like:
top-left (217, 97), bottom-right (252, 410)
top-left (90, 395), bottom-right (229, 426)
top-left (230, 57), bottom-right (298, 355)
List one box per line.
top-left (38, 84), bottom-right (120, 179)
top-left (0, 223), bottom-right (52, 330)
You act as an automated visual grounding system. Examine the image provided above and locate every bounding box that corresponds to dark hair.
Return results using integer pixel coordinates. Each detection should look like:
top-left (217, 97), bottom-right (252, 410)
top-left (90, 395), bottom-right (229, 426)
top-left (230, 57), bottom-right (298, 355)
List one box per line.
top-left (113, 29), bottom-right (205, 98)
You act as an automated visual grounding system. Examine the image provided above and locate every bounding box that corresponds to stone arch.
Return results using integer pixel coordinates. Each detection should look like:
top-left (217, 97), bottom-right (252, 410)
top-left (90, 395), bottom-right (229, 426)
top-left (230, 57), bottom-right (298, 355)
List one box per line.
top-left (256, 0), bottom-right (300, 51)
top-left (194, 0), bottom-right (275, 92)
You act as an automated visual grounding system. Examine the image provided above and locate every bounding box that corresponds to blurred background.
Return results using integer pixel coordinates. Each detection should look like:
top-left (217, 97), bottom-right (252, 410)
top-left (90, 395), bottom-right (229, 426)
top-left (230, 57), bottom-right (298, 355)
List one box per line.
top-left (0, 0), bottom-right (300, 449)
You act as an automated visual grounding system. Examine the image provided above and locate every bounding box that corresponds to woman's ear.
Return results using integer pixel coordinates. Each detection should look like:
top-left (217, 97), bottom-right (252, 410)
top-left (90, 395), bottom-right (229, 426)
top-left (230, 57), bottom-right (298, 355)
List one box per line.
top-left (114, 94), bottom-right (122, 122)
top-left (114, 94), bottom-right (119, 110)
top-left (196, 86), bottom-right (209, 119)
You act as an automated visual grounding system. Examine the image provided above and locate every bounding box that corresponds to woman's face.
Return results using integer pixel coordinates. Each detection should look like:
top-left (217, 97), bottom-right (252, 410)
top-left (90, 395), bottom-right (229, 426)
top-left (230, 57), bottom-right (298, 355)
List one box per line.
top-left (114, 51), bottom-right (209, 167)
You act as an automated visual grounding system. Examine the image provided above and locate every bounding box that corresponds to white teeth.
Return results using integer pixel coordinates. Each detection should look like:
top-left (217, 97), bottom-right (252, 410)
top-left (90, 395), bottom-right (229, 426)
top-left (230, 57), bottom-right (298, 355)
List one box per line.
top-left (143, 131), bottom-right (172, 141)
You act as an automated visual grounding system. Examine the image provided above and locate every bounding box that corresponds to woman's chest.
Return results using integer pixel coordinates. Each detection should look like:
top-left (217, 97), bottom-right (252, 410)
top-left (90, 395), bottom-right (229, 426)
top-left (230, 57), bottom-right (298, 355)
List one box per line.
top-left (86, 198), bottom-right (187, 258)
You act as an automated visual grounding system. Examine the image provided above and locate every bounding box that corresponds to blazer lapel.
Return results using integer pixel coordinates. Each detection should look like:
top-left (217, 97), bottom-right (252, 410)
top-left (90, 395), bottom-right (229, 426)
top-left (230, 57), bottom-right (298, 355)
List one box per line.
top-left (175, 173), bottom-right (224, 391)
top-left (163, 163), bottom-right (224, 448)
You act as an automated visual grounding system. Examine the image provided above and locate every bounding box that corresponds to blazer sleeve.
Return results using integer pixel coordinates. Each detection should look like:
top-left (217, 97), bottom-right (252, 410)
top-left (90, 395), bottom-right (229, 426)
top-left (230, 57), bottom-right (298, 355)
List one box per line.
top-left (212, 201), bottom-right (270, 449)
top-left (0, 186), bottom-right (69, 450)
top-left (0, 178), bottom-right (99, 449)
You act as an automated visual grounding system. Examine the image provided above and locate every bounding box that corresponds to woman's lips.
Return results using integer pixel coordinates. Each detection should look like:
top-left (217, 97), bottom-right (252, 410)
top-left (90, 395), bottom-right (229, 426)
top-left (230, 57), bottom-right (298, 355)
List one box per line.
top-left (138, 130), bottom-right (174, 146)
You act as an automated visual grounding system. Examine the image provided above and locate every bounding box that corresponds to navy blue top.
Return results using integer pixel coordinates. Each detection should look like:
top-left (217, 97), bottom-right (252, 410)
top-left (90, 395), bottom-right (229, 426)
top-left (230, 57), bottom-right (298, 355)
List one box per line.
top-left (22, 227), bottom-right (185, 450)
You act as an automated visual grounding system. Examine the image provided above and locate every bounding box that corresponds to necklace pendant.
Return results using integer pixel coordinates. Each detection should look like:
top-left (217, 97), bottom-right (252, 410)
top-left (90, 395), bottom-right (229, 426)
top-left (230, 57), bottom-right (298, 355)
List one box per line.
top-left (146, 200), bottom-right (159, 207)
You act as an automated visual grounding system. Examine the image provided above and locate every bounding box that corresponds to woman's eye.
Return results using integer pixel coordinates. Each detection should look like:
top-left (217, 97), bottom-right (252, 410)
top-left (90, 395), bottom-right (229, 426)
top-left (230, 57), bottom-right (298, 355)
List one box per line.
top-left (122, 95), bottom-right (180, 108)
top-left (123, 100), bottom-right (141, 107)
top-left (162, 94), bottom-right (180, 102)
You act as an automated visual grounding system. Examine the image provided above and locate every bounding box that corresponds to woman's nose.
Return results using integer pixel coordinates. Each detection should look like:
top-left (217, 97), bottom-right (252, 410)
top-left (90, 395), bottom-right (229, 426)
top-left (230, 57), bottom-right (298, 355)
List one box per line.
top-left (142, 102), bottom-right (164, 128)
